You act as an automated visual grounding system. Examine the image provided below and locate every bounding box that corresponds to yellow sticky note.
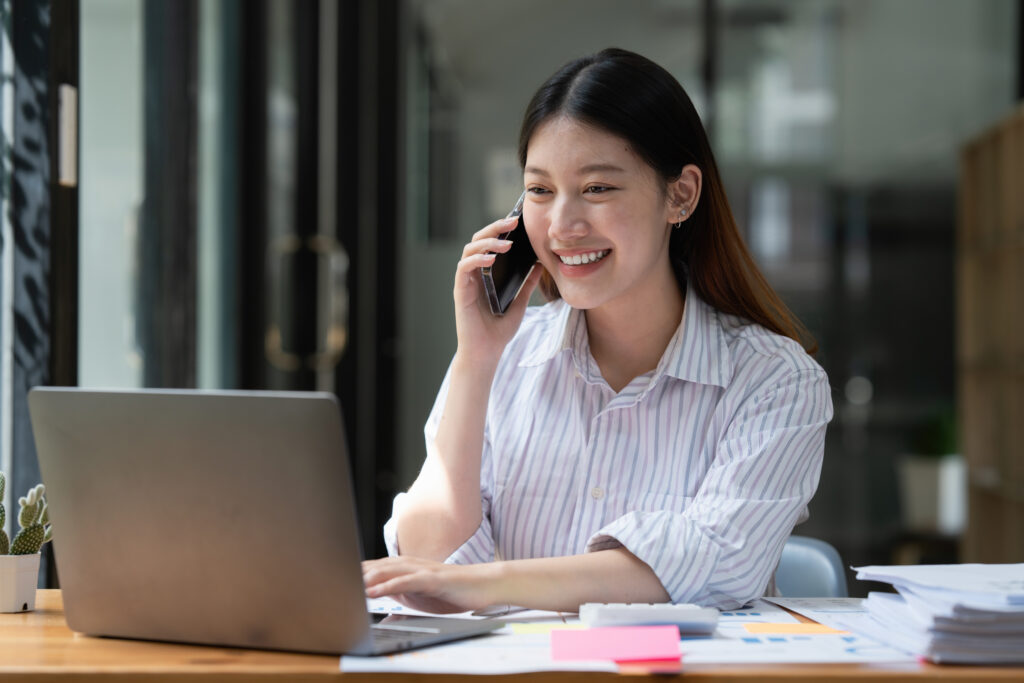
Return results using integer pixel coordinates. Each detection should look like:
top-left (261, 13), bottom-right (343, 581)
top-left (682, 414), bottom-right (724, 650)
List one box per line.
top-left (510, 622), bottom-right (587, 635)
top-left (743, 623), bottom-right (848, 635)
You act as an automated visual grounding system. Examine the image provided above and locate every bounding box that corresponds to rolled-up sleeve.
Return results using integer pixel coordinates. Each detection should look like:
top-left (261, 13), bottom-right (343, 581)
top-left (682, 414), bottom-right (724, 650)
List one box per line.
top-left (439, 483), bottom-right (496, 564)
top-left (382, 360), bottom-right (497, 564)
top-left (383, 487), bottom-right (495, 563)
top-left (586, 367), bottom-right (833, 608)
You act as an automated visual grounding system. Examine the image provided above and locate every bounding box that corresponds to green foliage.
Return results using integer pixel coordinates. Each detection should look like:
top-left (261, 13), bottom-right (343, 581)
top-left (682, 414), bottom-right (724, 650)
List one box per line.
top-left (0, 474), bottom-right (51, 555)
top-left (911, 409), bottom-right (959, 458)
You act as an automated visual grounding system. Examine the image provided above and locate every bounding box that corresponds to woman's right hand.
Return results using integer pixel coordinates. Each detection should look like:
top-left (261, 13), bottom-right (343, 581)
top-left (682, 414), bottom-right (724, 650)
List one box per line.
top-left (395, 215), bottom-right (542, 560)
top-left (453, 216), bottom-right (543, 366)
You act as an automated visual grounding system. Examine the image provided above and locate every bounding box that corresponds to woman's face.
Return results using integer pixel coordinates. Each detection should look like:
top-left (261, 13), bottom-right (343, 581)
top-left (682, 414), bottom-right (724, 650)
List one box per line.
top-left (522, 116), bottom-right (679, 314)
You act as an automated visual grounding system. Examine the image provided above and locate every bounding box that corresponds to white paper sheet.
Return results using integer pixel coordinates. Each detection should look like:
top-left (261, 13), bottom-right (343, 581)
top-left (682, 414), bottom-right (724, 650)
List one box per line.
top-left (679, 631), bottom-right (919, 665)
top-left (831, 598), bottom-right (1024, 665)
top-left (853, 564), bottom-right (1024, 606)
top-left (343, 624), bottom-right (919, 672)
top-left (341, 627), bottom-right (617, 674)
top-left (346, 597), bottom-right (919, 673)
top-left (764, 597), bottom-right (867, 631)
top-left (716, 599), bottom-right (801, 623)
top-left (366, 596), bottom-right (568, 623)
top-left (899, 586), bottom-right (1024, 627)
top-left (366, 596), bottom-right (484, 618)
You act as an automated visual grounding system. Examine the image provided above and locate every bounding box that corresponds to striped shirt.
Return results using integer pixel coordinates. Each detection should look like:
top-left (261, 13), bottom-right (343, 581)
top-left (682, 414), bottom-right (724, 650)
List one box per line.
top-left (384, 284), bottom-right (833, 608)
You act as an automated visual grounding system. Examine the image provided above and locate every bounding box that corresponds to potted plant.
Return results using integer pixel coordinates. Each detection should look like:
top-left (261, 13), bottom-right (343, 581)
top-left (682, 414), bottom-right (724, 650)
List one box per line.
top-left (0, 472), bottom-right (53, 612)
top-left (897, 409), bottom-right (965, 535)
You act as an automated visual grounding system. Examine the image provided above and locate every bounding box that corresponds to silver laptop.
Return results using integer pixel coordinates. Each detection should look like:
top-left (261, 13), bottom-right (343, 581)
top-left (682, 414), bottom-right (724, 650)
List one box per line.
top-left (28, 387), bottom-right (499, 655)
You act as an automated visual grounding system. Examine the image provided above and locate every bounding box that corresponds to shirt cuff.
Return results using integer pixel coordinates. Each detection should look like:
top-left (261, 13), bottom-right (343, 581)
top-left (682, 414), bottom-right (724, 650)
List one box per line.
top-left (585, 511), bottom-right (726, 606)
top-left (382, 492), bottom-right (407, 557)
top-left (443, 515), bottom-right (495, 565)
top-left (383, 492), bottom-right (496, 564)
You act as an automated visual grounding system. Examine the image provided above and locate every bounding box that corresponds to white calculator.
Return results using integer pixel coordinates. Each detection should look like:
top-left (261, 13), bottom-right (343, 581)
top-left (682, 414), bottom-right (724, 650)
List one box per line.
top-left (579, 603), bottom-right (719, 634)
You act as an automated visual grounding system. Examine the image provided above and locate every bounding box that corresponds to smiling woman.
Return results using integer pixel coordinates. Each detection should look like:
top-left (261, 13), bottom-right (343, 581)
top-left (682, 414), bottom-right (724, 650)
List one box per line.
top-left (363, 48), bottom-right (833, 614)
top-left (520, 116), bottom-right (690, 372)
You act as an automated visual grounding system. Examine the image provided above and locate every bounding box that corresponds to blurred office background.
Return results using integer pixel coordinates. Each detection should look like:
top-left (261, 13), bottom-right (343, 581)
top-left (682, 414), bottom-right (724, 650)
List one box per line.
top-left (1, 0), bottom-right (1021, 593)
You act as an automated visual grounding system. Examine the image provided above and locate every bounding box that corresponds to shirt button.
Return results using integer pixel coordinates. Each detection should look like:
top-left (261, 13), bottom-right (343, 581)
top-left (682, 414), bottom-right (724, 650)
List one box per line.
top-left (591, 487), bottom-right (605, 500)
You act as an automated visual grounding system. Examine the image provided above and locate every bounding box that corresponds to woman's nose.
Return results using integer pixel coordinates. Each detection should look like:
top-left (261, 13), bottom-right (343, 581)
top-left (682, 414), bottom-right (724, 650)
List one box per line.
top-left (547, 199), bottom-right (589, 242)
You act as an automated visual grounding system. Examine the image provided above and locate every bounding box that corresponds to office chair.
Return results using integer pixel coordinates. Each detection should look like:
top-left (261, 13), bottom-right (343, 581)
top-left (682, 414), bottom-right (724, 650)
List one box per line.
top-left (774, 535), bottom-right (849, 598)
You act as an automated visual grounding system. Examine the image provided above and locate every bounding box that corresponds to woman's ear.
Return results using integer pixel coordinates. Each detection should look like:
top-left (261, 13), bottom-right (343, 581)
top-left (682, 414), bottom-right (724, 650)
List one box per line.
top-left (665, 164), bottom-right (703, 224)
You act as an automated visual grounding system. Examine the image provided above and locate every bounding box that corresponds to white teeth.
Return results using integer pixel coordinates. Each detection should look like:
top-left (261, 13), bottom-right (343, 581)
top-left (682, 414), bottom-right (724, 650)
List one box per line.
top-left (560, 250), bottom-right (608, 265)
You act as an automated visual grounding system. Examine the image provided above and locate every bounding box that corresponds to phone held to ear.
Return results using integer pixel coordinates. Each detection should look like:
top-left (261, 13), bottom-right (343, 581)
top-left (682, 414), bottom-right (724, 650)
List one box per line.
top-left (480, 191), bottom-right (538, 316)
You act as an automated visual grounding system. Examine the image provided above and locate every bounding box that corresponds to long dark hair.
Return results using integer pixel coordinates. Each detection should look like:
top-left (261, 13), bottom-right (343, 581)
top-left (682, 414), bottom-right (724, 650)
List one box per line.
top-left (518, 48), bottom-right (816, 353)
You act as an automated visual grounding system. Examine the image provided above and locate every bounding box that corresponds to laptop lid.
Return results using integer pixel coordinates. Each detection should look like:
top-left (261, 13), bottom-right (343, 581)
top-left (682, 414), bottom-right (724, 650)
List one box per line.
top-left (29, 387), bottom-right (380, 654)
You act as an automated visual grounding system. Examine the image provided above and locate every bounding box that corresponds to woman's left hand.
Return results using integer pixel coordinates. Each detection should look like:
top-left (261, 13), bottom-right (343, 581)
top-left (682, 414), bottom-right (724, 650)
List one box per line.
top-left (362, 557), bottom-right (499, 614)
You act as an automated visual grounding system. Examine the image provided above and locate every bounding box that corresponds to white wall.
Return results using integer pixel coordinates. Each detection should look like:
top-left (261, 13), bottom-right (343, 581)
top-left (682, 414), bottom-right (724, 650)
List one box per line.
top-left (835, 0), bottom-right (1016, 184)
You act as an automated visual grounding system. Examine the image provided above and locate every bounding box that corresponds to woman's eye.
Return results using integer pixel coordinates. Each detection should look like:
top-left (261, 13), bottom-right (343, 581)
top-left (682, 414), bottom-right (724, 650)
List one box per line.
top-left (526, 187), bottom-right (549, 195)
top-left (586, 185), bottom-right (612, 194)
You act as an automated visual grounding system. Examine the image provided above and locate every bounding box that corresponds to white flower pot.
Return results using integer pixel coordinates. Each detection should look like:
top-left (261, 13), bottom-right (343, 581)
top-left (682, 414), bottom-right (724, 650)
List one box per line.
top-left (897, 454), bottom-right (966, 535)
top-left (0, 553), bottom-right (41, 612)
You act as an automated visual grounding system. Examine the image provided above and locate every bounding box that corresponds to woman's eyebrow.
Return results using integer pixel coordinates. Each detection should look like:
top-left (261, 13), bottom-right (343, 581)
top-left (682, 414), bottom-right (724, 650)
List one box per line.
top-left (578, 163), bottom-right (626, 174)
top-left (524, 163), bottom-right (627, 176)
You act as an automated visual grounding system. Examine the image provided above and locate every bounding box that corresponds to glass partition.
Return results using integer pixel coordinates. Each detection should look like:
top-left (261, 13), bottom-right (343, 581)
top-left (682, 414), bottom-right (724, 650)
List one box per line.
top-left (79, 0), bottom-right (145, 388)
top-left (396, 0), bottom-right (1019, 580)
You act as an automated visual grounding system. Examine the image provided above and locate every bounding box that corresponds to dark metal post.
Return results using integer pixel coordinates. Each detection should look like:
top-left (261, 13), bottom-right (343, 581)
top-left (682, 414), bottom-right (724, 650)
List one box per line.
top-left (139, 0), bottom-right (198, 388)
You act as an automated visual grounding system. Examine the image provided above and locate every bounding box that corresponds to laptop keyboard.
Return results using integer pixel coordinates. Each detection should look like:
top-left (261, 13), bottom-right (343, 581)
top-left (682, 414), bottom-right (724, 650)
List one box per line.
top-left (372, 627), bottom-right (420, 644)
top-left (370, 624), bottom-right (444, 653)
top-left (367, 613), bottom-right (495, 654)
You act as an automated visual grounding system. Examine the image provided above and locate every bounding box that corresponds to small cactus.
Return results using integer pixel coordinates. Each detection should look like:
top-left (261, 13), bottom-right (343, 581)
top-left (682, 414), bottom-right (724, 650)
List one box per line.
top-left (18, 500), bottom-right (38, 528)
top-left (11, 524), bottom-right (44, 555)
top-left (0, 472), bottom-right (52, 556)
top-left (17, 484), bottom-right (45, 529)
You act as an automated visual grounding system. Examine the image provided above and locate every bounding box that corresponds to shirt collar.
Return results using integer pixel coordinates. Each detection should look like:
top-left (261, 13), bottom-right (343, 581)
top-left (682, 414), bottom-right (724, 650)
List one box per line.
top-left (517, 300), bottom-right (576, 367)
top-left (660, 285), bottom-right (731, 388)
top-left (517, 286), bottom-right (732, 389)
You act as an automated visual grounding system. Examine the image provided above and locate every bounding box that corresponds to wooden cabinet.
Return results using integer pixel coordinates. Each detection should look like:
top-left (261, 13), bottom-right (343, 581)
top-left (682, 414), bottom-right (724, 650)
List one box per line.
top-left (957, 105), bottom-right (1024, 562)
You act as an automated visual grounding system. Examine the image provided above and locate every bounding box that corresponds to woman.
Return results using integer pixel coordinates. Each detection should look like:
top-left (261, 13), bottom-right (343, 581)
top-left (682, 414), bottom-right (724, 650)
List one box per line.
top-left (363, 48), bottom-right (832, 613)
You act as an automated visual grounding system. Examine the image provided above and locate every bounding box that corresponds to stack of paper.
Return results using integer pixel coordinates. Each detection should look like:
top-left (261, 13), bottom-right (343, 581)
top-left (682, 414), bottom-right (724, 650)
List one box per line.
top-left (837, 564), bottom-right (1024, 664)
top-left (348, 597), bottom-right (922, 673)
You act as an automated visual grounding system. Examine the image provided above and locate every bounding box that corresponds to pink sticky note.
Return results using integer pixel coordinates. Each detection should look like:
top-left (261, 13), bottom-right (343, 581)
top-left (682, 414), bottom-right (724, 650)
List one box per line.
top-left (551, 626), bottom-right (680, 663)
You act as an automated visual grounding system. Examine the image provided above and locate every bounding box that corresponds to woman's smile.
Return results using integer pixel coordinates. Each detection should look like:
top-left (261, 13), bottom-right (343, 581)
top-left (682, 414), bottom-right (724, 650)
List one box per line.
top-left (523, 117), bottom-right (679, 312)
top-left (555, 248), bottom-right (611, 276)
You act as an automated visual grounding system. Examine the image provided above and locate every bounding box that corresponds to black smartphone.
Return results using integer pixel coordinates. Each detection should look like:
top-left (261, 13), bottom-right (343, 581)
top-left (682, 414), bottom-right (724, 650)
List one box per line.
top-left (480, 191), bottom-right (538, 316)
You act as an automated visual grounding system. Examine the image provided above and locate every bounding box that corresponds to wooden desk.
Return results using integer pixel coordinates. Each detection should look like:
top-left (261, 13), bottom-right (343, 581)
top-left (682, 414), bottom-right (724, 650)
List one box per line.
top-left (1, 590), bottom-right (1021, 682)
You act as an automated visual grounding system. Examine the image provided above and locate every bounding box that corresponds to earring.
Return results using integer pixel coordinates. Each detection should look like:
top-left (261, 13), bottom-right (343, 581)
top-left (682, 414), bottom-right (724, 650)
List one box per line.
top-left (672, 207), bottom-right (687, 230)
